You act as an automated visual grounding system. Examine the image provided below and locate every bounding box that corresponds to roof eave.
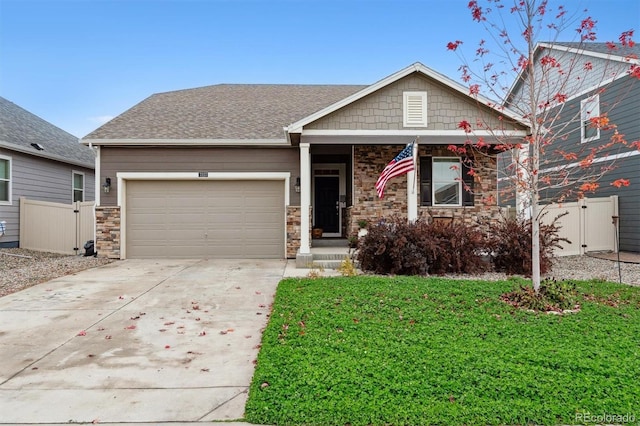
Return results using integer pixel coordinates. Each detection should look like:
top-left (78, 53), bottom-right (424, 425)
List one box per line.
top-left (538, 42), bottom-right (640, 65)
top-left (0, 140), bottom-right (95, 169)
top-left (506, 41), bottom-right (640, 106)
top-left (81, 138), bottom-right (291, 147)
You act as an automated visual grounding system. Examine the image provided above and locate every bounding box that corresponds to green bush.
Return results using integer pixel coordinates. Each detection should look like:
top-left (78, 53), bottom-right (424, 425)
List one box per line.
top-left (501, 278), bottom-right (579, 311)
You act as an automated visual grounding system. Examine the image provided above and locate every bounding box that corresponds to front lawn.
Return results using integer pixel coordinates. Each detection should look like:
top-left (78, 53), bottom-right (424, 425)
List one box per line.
top-left (245, 276), bottom-right (640, 425)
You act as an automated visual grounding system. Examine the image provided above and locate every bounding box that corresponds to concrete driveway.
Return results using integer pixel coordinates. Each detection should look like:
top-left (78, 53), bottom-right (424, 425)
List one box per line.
top-left (0, 258), bottom-right (287, 424)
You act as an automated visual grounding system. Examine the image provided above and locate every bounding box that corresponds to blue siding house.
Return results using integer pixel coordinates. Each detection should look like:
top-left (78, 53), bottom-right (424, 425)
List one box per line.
top-left (506, 42), bottom-right (640, 253)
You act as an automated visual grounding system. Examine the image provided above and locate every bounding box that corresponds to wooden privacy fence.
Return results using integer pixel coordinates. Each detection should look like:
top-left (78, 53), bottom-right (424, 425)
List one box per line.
top-left (540, 195), bottom-right (619, 257)
top-left (19, 197), bottom-right (95, 255)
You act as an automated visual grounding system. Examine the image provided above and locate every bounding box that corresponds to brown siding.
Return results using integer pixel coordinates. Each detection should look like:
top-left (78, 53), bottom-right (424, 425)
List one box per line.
top-left (306, 73), bottom-right (524, 132)
top-left (100, 146), bottom-right (300, 206)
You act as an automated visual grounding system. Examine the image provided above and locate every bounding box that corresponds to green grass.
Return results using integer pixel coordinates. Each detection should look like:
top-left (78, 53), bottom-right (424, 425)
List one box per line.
top-left (245, 276), bottom-right (640, 425)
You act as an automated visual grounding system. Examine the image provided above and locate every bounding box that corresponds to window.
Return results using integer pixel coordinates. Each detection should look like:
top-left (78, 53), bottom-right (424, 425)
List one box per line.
top-left (73, 172), bottom-right (84, 202)
top-left (420, 156), bottom-right (474, 207)
top-left (0, 156), bottom-right (11, 204)
top-left (403, 91), bottom-right (428, 127)
top-left (581, 95), bottom-right (600, 143)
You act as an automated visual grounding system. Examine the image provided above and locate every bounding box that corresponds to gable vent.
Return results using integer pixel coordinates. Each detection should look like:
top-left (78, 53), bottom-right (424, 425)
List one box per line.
top-left (403, 91), bottom-right (428, 127)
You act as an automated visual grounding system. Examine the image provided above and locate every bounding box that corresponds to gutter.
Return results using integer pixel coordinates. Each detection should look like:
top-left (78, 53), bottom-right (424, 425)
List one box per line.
top-left (81, 138), bottom-right (290, 147)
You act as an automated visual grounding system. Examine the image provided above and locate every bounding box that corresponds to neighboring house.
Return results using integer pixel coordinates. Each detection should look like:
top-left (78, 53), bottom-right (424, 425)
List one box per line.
top-left (82, 62), bottom-right (528, 263)
top-left (0, 96), bottom-right (96, 248)
top-left (505, 42), bottom-right (640, 253)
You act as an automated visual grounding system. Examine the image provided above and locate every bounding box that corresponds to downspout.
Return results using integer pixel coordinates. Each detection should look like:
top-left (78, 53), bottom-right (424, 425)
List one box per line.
top-left (283, 126), bottom-right (292, 146)
top-left (92, 143), bottom-right (99, 245)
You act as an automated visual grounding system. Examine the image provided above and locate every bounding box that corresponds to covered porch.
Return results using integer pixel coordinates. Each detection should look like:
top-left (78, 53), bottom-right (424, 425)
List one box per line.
top-left (292, 136), bottom-right (514, 267)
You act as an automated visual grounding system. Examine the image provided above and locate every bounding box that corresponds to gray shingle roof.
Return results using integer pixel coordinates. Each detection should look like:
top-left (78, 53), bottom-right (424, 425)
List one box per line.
top-left (553, 42), bottom-right (640, 58)
top-left (83, 84), bottom-right (367, 140)
top-left (0, 96), bottom-right (95, 168)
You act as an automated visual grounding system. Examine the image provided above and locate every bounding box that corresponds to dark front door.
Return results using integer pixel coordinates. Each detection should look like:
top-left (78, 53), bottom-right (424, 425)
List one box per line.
top-left (314, 176), bottom-right (339, 234)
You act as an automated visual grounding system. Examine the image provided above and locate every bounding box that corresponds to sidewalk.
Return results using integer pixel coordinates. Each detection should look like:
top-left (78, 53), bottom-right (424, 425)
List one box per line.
top-left (587, 251), bottom-right (640, 264)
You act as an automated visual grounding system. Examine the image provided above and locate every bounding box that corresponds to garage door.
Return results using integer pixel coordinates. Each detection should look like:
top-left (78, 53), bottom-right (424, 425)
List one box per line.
top-left (125, 180), bottom-right (284, 259)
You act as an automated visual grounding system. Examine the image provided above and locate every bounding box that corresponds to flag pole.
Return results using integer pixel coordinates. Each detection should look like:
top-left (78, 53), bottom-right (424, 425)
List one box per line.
top-left (413, 136), bottom-right (419, 194)
top-left (407, 137), bottom-right (418, 222)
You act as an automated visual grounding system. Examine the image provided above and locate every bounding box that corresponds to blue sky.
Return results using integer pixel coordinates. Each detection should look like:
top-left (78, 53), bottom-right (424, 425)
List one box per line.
top-left (1, 0), bottom-right (638, 138)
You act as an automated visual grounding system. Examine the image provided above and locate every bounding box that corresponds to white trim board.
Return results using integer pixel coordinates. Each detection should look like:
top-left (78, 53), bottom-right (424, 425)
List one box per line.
top-left (497, 149), bottom-right (640, 182)
top-left (301, 129), bottom-right (529, 137)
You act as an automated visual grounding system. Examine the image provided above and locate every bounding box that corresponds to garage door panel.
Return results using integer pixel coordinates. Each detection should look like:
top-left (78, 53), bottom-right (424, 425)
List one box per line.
top-left (250, 228), bottom-right (281, 239)
top-left (245, 211), bottom-right (280, 221)
top-left (244, 244), bottom-right (282, 257)
top-left (208, 213), bottom-right (244, 223)
top-left (209, 230), bottom-right (240, 240)
top-left (126, 180), bottom-right (284, 259)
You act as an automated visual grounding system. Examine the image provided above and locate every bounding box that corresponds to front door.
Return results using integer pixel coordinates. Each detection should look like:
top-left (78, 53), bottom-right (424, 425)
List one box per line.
top-left (312, 163), bottom-right (346, 238)
top-left (314, 176), bottom-right (340, 234)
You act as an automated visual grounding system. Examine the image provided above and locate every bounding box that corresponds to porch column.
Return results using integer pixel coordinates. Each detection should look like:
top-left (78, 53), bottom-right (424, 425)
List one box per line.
top-left (407, 141), bottom-right (418, 221)
top-left (298, 142), bottom-right (312, 256)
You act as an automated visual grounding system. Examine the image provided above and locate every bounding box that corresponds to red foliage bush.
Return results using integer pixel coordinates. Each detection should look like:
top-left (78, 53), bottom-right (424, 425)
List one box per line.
top-left (487, 213), bottom-right (570, 276)
top-left (356, 216), bottom-right (489, 276)
top-left (355, 213), bottom-right (568, 277)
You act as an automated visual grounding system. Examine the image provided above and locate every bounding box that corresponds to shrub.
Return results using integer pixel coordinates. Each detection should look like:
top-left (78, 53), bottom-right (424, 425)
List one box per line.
top-left (356, 216), bottom-right (489, 275)
top-left (501, 278), bottom-right (579, 312)
top-left (337, 256), bottom-right (358, 276)
top-left (488, 213), bottom-right (569, 276)
top-left (426, 219), bottom-right (489, 275)
top-left (356, 216), bottom-right (431, 275)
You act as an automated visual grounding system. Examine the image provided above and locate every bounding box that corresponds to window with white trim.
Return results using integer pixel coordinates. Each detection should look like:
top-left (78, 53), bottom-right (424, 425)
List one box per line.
top-left (420, 156), bottom-right (474, 207)
top-left (0, 156), bottom-right (11, 204)
top-left (403, 91), bottom-right (428, 127)
top-left (73, 171), bottom-right (84, 202)
top-left (581, 94), bottom-right (600, 143)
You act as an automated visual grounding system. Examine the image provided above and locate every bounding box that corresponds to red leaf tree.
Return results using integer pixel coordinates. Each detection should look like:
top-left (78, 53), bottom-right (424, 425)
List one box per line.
top-left (448, 0), bottom-right (639, 291)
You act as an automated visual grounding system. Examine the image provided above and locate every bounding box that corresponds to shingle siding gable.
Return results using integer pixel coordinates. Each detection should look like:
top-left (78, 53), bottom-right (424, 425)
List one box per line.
top-left (306, 74), bottom-right (525, 132)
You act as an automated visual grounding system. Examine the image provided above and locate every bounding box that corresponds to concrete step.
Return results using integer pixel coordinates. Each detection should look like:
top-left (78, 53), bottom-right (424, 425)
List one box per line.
top-left (312, 259), bottom-right (346, 269)
top-left (313, 253), bottom-right (350, 261)
top-left (312, 238), bottom-right (349, 248)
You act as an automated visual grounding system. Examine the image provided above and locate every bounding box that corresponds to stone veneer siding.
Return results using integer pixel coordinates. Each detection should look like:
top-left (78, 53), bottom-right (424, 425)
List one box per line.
top-left (286, 206), bottom-right (313, 258)
top-left (349, 145), bottom-right (502, 232)
top-left (286, 206), bottom-right (301, 259)
top-left (95, 206), bottom-right (121, 259)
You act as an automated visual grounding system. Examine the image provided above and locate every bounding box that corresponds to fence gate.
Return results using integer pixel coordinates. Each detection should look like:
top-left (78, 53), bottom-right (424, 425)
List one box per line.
top-left (19, 197), bottom-right (95, 255)
top-left (540, 196), bottom-right (618, 256)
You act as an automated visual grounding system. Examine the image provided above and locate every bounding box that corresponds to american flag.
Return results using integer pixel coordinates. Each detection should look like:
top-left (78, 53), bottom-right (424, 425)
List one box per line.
top-left (375, 142), bottom-right (415, 198)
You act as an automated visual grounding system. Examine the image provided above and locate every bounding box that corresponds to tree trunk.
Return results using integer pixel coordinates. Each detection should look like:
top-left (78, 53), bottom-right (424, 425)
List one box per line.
top-left (531, 201), bottom-right (541, 292)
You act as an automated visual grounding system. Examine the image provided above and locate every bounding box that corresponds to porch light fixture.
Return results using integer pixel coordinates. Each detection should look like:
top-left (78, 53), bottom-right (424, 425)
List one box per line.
top-left (102, 177), bottom-right (111, 193)
top-left (294, 177), bottom-right (301, 193)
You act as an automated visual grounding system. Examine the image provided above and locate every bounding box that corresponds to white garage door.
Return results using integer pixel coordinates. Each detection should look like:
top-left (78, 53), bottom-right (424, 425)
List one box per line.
top-left (125, 180), bottom-right (284, 259)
